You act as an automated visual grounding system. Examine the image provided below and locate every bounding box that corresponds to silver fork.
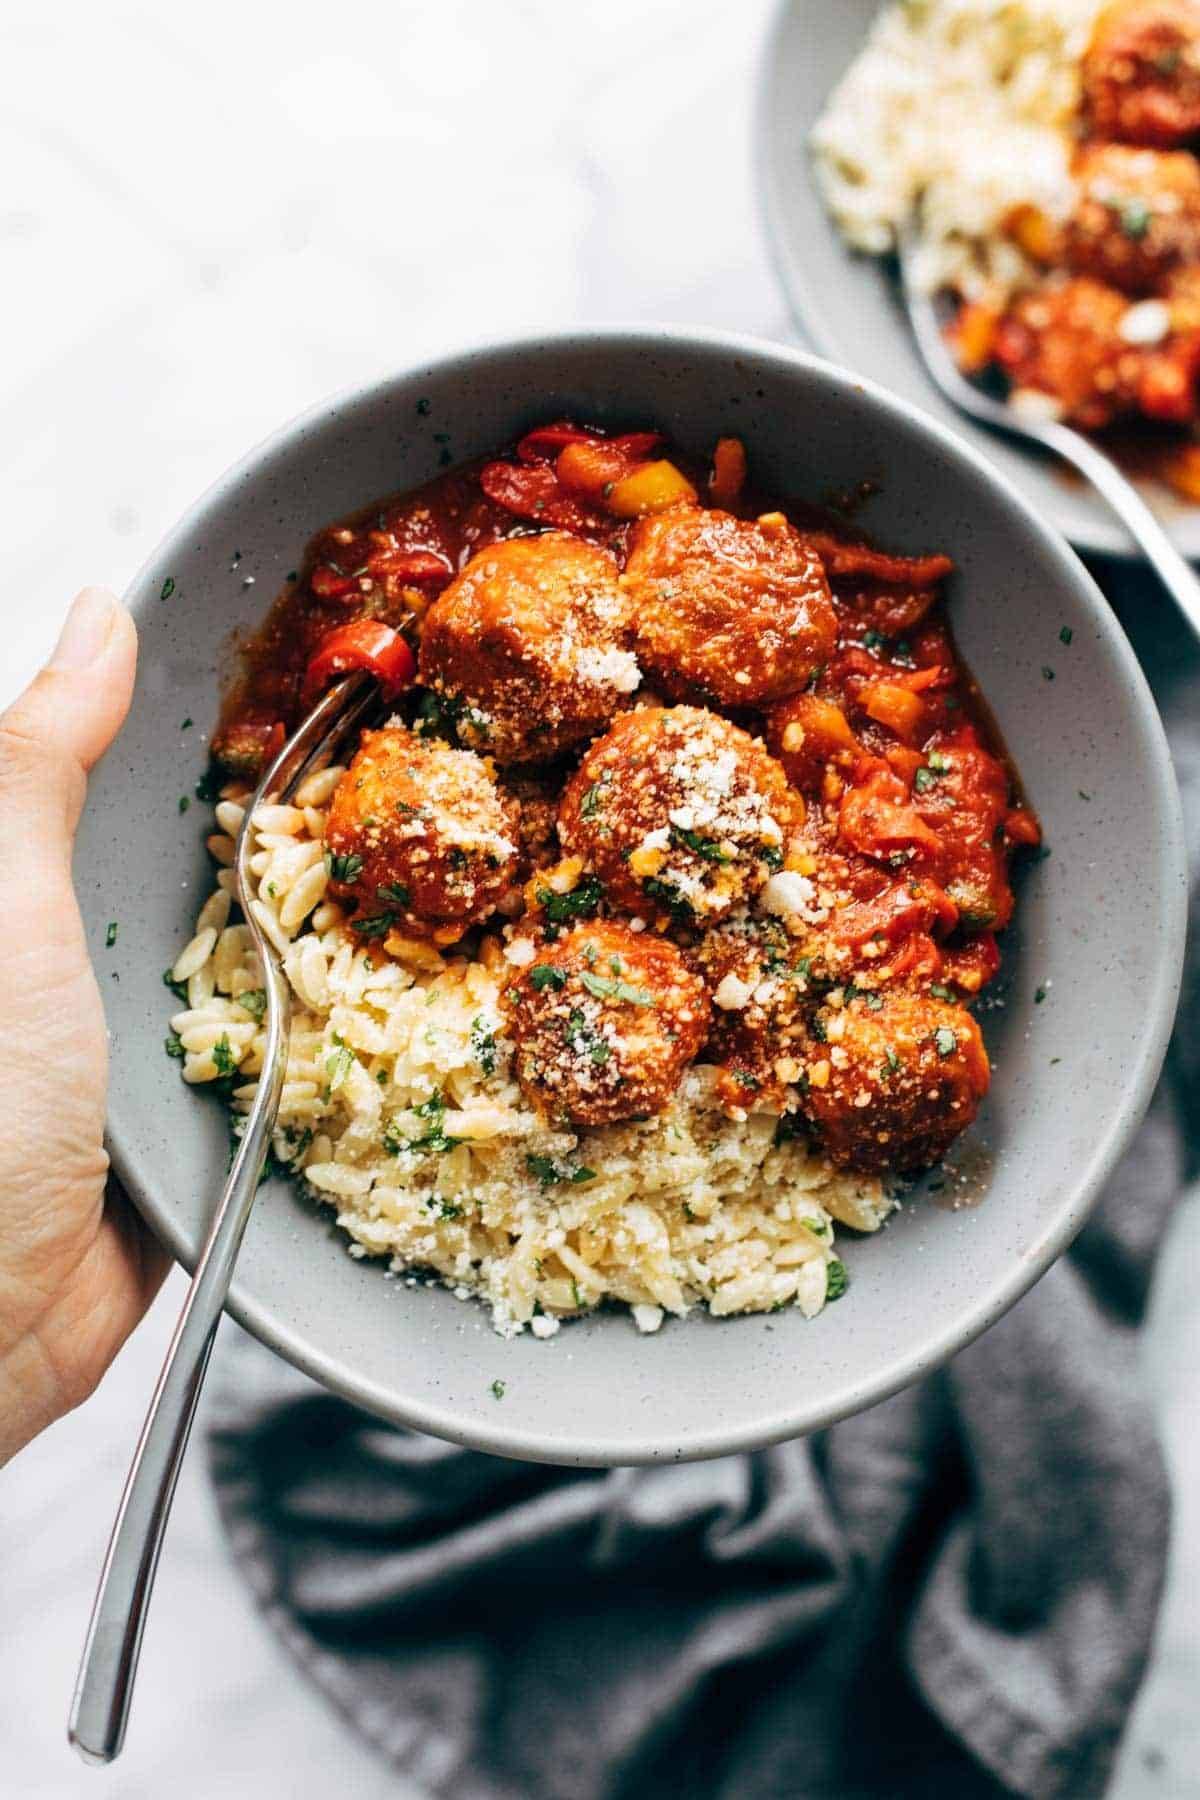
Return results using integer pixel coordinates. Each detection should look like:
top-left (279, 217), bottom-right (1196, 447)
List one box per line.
top-left (897, 235), bottom-right (1200, 638)
top-left (68, 669), bottom-right (379, 1766)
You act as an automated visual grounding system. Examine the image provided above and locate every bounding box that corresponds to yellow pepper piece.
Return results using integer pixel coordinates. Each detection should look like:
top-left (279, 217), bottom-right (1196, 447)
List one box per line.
top-left (606, 460), bottom-right (697, 518)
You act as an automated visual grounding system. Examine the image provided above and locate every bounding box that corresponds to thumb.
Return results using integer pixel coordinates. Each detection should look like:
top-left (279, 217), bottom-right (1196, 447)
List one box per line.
top-left (0, 588), bottom-right (137, 864)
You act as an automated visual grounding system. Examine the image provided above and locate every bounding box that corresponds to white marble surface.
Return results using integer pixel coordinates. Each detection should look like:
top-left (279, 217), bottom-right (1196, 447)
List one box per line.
top-left (0, 2), bottom-right (1196, 1794)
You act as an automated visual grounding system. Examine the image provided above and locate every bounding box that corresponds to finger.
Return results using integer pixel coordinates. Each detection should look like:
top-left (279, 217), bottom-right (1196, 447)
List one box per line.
top-left (0, 587), bottom-right (138, 859)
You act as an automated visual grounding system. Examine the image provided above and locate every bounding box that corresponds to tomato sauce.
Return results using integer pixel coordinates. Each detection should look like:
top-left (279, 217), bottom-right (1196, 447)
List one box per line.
top-left (212, 420), bottom-right (1038, 1034)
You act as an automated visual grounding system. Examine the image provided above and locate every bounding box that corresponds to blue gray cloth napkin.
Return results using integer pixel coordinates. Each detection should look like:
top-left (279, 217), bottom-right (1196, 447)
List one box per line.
top-left (208, 564), bottom-right (1198, 1800)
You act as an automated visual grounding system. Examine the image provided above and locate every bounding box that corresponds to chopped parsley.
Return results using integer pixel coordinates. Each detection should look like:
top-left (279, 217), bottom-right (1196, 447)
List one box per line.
top-left (383, 1089), bottom-right (461, 1156)
top-left (530, 963), bottom-right (567, 992)
top-left (566, 1008), bottom-right (610, 1065)
top-left (537, 874), bottom-right (604, 922)
top-left (324, 848), bottom-right (363, 884)
top-left (195, 766), bottom-right (222, 804)
top-left (825, 1260), bottom-right (848, 1302)
top-left (181, 717), bottom-right (193, 730)
top-left (212, 1034), bottom-right (237, 1077)
top-left (914, 752), bottom-right (950, 794)
top-left (376, 880), bottom-right (411, 906)
top-left (470, 1015), bottom-right (498, 1075)
top-left (105, 921), bottom-right (119, 948)
top-left (237, 988), bottom-right (268, 1021)
top-left (1035, 984), bottom-right (1048, 1005)
top-left (580, 781), bottom-right (606, 819)
top-left (163, 967), bottom-right (190, 1004)
top-left (160, 576), bottom-right (176, 602)
top-left (933, 1025), bottom-right (958, 1058)
top-left (929, 982), bottom-right (956, 1001)
top-left (1113, 195), bottom-right (1151, 240)
top-left (862, 629), bottom-right (885, 652)
top-left (879, 1047), bottom-right (902, 1079)
top-left (579, 970), bottom-right (654, 1007)
top-left (164, 1031), bottom-right (185, 1060)
top-left (1059, 625), bottom-right (1073, 645)
top-left (178, 795), bottom-right (190, 814)
top-left (352, 912), bottom-right (395, 939)
top-left (525, 1154), bottom-right (596, 1188)
top-left (490, 1378), bottom-right (506, 1400)
top-left (642, 876), bottom-right (693, 921)
top-left (671, 823), bottom-right (732, 864)
top-left (325, 1039), bottom-right (355, 1091)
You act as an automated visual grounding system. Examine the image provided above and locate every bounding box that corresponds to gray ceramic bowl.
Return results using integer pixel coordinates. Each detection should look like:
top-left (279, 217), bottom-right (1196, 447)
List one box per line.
top-left (758, 0), bottom-right (1200, 561)
top-left (77, 326), bottom-right (1186, 1466)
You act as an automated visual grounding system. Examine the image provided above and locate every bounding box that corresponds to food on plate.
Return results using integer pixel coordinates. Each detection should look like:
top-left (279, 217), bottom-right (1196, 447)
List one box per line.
top-left (170, 418), bottom-right (1037, 1335)
top-left (811, 0), bottom-right (1200, 492)
top-left (556, 705), bottom-right (801, 925)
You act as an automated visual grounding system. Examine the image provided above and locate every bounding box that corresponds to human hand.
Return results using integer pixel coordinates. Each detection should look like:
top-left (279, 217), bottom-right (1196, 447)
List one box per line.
top-left (0, 589), bottom-right (168, 1465)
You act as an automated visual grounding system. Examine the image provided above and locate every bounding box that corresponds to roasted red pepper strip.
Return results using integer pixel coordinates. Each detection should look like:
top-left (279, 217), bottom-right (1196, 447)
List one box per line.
top-left (515, 422), bottom-right (664, 466)
top-left (516, 422), bottom-right (603, 465)
top-left (479, 459), bottom-right (608, 533)
top-left (302, 620), bottom-right (416, 708)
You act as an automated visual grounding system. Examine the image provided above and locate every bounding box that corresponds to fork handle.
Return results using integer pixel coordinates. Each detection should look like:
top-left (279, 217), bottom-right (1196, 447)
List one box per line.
top-left (1045, 421), bottom-right (1200, 639)
top-left (67, 960), bottom-right (290, 1765)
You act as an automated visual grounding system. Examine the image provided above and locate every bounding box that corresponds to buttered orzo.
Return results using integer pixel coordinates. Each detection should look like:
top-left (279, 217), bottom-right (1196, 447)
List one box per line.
top-left (171, 419), bottom-right (1037, 1336)
top-left (170, 765), bottom-right (888, 1336)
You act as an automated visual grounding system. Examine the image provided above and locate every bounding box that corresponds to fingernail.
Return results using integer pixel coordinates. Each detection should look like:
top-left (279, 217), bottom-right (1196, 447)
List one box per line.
top-left (51, 587), bottom-right (121, 671)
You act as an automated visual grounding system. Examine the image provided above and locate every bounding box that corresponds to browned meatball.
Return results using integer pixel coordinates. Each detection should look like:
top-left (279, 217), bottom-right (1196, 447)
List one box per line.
top-left (797, 990), bottom-right (989, 1174)
top-left (623, 506), bottom-right (837, 707)
top-left (558, 706), bottom-right (803, 926)
top-left (324, 725), bottom-right (519, 943)
top-left (1083, 0), bottom-right (1200, 148)
top-left (689, 917), bottom-right (816, 1108)
top-left (417, 534), bottom-right (639, 764)
top-left (1066, 142), bottom-right (1200, 292)
top-left (505, 919), bottom-right (710, 1125)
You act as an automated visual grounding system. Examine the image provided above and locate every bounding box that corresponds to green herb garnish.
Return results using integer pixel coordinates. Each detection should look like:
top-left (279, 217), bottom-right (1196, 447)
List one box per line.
top-left (212, 1034), bottom-right (237, 1077)
top-left (536, 874), bottom-right (604, 922)
top-left (530, 964), bottom-right (567, 992)
top-left (824, 1259), bottom-right (848, 1302)
top-left (324, 848), bottom-right (363, 884)
top-left (933, 1026), bottom-right (958, 1058)
top-left (352, 913), bottom-right (395, 939)
top-left (105, 921), bottom-right (119, 948)
top-left (579, 970), bottom-right (654, 1006)
top-left (670, 824), bottom-right (732, 864)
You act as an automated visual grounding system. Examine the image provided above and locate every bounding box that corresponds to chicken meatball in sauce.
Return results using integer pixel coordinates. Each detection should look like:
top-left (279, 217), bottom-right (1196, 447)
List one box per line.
top-left (623, 506), bottom-right (837, 707)
top-left (418, 533), bottom-right (639, 764)
top-left (558, 705), bottom-right (802, 926)
top-left (505, 919), bottom-right (710, 1126)
top-left (324, 725), bottom-right (519, 943)
top-left (797, 989), bottom-right (990, 1175)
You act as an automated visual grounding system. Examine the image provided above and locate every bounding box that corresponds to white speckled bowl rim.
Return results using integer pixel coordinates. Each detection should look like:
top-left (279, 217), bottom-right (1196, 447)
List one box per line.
top-left (756, 0), bottom-right (1200, 562)
top-left (78, 324), bottom-right (1187, 1466)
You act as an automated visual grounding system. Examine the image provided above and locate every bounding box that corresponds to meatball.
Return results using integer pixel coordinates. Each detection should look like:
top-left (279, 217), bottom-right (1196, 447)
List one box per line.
top-left (623, 506), bottom-right (837, 707)
top-left (1066, 143), bottom-right (1200, 292)
top-left (505, 919), bottom-right (710, 1125)
top-left (1083, 0), bottom-right (1200, 148)
top-left (558, 706), bottom-right (802, 926)
top-left (993, 275), bottom-right (1200, 428)
top-left (797, 990), bottom-right (989, 1174)
top-left (417, 534), bottom-right (639, 764)
top-left (323, 725), bottom-right (519, 943)
top-left (690, 916), bottom-right (815, 1107)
